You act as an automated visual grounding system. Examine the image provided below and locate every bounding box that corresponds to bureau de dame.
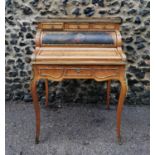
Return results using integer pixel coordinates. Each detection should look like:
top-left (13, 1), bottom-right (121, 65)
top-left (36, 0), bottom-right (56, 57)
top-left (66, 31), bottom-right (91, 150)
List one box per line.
top-left (31, 17), bottom-right (128, 144)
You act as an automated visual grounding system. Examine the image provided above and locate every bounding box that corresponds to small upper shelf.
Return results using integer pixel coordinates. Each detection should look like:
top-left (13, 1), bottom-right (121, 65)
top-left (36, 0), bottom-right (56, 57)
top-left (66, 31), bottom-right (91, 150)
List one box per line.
top-left (34, 17), bottom-right (123, 24)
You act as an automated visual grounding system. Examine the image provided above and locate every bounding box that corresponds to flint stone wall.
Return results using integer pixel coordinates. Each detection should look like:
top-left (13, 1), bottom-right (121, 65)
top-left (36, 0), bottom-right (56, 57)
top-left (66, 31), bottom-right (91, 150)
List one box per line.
top-left (5, 0), bottom-right (150, 105)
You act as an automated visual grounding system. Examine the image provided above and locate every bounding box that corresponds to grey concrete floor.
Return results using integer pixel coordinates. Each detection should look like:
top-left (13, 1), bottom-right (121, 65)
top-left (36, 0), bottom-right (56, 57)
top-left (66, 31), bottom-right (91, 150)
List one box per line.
top-left (6, 101), bottom-right (150, 155)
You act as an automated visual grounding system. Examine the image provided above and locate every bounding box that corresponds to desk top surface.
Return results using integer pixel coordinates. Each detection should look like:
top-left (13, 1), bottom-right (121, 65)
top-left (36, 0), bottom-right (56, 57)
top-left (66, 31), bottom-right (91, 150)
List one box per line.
top-left (32, 47), bottom-right (126, 65)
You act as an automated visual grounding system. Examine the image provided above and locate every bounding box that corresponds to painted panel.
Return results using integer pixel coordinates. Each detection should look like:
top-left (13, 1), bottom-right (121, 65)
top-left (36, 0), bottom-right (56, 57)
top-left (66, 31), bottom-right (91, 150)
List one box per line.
top-left (42, 32), bottom-right (114, 45)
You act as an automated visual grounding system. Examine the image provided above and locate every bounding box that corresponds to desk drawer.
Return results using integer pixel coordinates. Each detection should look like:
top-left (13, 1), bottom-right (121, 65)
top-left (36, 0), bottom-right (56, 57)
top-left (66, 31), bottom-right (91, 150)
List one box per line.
top-left (66, 23), bottom-right (89, 29)
top-left (65, 67), bottom-right (92, 77)
top-left (90, 24), bottom-right (115, 30)
top-left (39, 67), bottom-right (64, 79)
top-left (94, 68), bottom-right (119, 79)
top-left (42, 23), bottom-right (63, 30)
top-left (37, 66), bottom-right (120, 80)
top-left (91, 24), bottom-right (105, 29)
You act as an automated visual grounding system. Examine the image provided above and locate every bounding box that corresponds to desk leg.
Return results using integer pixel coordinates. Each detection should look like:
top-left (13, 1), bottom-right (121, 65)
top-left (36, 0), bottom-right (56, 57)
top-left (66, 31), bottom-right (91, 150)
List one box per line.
top-left (106, 80), bottom-right (111, 110)
top-left (31, 79), bottom-right (40, 144)
top-left (116, 78), bottom-right (127, 144)
top-left (45, 79), bottom-right (48, 107)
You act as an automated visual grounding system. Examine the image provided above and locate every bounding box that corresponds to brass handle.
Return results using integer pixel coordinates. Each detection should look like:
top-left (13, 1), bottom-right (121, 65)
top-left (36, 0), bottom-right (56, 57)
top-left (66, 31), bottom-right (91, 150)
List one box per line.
top-left (75, 68), bottom-right (80, 73)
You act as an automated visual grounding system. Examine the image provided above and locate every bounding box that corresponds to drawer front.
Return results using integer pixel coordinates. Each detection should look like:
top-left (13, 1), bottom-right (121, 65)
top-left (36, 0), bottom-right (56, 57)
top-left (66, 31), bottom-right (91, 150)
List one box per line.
top-left (91, 24), bottom-right (105, 29)
top-left (94, 68), bottom-right (119, 79)
top-left (69, 24), bottom-right (78, 29)
top-left (66, 23), bottom-right (89, 29)
top-left (90, 24), bottom-right (115, 30)
top-left (105, 25), bottom-right (115, 29)
top-left (79, 24), bottom-right (89, 29)
top-left (42, 23), bottom-right (63, 30)
top-left (39, 67), bottom-right (64, 79)
top-left (65, 68), bottom-right (92, 77)
top-left (37, 66), bottom-right (120, 80)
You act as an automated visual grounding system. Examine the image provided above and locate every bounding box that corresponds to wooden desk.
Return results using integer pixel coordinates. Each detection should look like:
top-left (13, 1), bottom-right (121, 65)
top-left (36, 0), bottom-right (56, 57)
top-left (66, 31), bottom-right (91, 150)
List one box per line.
top-left (31, 18), bottom-right (128, 144)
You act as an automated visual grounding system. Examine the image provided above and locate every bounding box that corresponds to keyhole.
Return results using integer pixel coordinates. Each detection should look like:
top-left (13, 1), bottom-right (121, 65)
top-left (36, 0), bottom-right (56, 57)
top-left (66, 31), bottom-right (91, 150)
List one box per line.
top-left (76, 68), bottom-right (80, 73)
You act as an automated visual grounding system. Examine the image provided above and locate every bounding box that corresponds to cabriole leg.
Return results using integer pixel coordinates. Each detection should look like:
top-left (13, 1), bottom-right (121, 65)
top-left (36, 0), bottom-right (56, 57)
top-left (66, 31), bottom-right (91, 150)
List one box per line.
top-left (31, 78), bottom-right (40, 144)
top-left (116, 78), bottom-right (128, 144)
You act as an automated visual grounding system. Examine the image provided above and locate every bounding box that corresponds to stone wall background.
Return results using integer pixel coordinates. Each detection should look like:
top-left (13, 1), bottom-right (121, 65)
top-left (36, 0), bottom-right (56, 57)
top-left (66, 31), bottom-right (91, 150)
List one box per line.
top-left (5, 0), bottom-right (150, 105)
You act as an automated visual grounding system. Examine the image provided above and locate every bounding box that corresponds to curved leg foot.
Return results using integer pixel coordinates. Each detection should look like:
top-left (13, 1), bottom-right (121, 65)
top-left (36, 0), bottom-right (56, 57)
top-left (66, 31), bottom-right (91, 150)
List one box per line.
top-left (116, 78), bottom-right (127, 144)
top-left (106, 80), bottom-right (111, 110)
top-left (35, 137), bottom-right (40, 144)
top-left (45, 79), bottom-right (48, 107)
top-left (31, 78), bottom-right (40, 144)
top-left (117, 135), bottom-right (123, 145)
